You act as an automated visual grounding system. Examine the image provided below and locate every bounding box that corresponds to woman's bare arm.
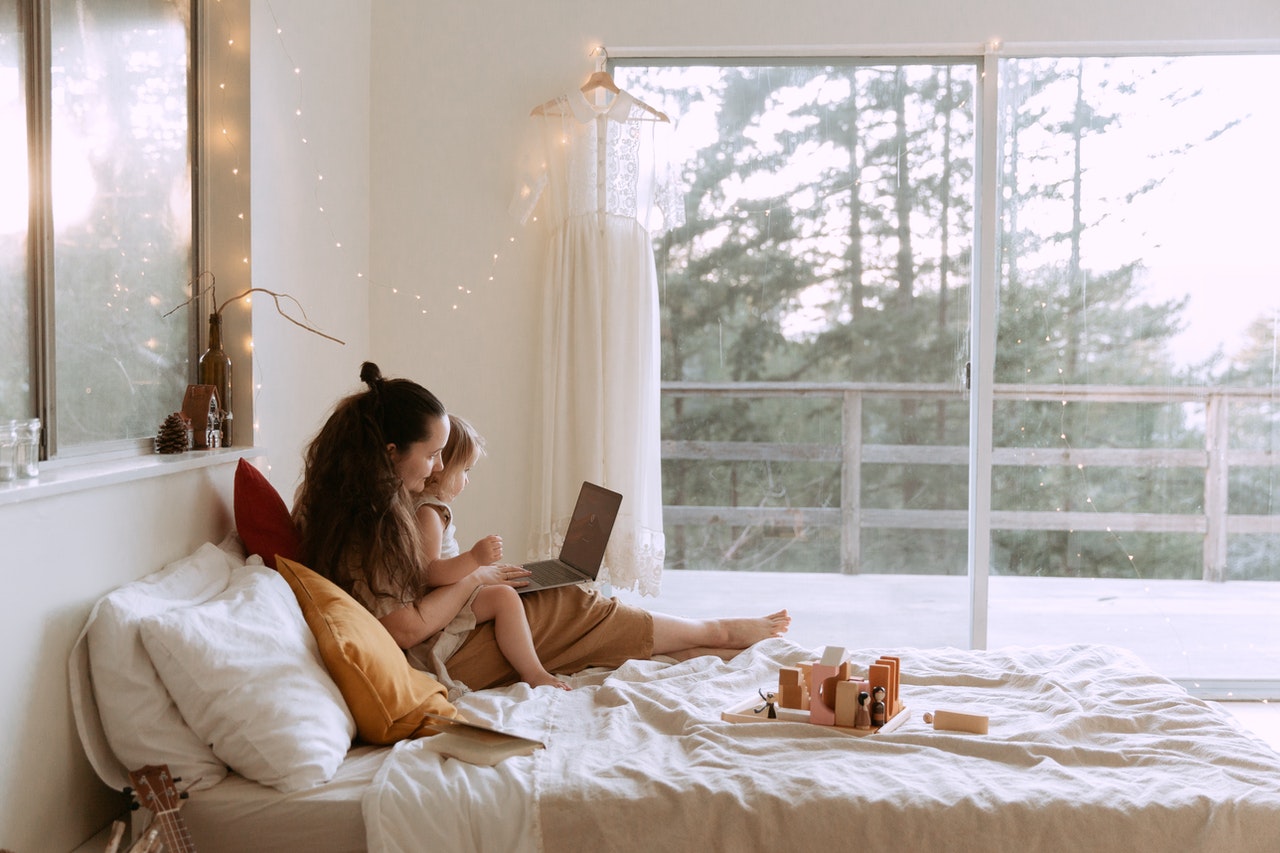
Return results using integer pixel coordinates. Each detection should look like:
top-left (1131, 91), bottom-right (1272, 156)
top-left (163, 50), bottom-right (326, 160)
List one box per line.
top-left (379, 574), bottom-right (485, 648)
top-left (379, 563), bottom-right (528, 649)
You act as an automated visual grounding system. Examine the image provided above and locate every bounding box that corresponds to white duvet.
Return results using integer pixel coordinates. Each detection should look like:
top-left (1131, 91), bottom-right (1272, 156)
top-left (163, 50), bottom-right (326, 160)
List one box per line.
top-left (365, 641), bottom-right (1280, 853)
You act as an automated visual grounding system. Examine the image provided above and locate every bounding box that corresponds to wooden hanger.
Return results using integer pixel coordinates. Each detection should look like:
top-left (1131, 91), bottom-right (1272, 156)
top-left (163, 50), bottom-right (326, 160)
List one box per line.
top-left (531, 47), bottom-right (669, 122)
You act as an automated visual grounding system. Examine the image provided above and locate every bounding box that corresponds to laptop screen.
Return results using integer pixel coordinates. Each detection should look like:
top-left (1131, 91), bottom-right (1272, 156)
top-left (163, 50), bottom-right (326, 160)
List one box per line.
top-left (559, 482), bottom-right (623, 573)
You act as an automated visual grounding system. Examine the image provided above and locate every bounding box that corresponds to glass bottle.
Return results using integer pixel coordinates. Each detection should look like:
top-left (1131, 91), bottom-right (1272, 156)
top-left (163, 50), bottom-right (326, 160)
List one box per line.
top-left (198, 312), bottom-right (233, 446)
top-left (15, 417), bottom-right (41, 478)
top-left (0, 420), bottom-right (17, 481)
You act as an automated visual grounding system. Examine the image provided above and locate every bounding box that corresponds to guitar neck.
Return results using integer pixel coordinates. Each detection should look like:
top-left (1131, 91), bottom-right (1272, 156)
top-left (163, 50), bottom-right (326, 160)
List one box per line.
top-left (150, 808), bottom-right (196, 853)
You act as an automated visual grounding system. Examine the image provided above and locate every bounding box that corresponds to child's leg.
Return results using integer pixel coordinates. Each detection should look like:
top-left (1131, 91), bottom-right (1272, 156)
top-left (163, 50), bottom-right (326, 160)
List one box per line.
top-left (471, 585), bottom-right (570, 690)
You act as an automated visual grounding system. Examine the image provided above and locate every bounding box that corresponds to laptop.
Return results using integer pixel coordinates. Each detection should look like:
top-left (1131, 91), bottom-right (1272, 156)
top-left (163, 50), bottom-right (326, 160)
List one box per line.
top-left (519, 481), bottom-right (622, 594)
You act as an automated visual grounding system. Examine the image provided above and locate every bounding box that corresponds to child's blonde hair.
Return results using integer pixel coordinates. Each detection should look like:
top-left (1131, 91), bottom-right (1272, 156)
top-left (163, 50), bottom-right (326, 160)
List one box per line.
top-left (424, 413), bottom-right (485, 496)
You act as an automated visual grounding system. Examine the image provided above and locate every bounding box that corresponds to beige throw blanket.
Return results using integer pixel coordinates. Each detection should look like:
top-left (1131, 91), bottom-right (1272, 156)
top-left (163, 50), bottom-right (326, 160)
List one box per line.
top-left (367, 641), bottom-right (1280, 853)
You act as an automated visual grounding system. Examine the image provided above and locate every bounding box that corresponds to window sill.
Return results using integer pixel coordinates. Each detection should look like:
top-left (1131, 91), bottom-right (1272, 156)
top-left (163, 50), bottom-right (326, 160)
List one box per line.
top-left (0, 446), bottom-right (259, 507)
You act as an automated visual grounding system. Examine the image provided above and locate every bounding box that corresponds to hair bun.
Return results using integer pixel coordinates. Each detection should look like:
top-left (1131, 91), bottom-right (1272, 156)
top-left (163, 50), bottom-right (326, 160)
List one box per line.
top-left (359, 361), bottom-right (383, 388)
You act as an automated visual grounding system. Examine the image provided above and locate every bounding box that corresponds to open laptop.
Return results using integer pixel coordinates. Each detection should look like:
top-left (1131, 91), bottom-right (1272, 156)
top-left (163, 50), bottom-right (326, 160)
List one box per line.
top-left (519, 481), bottom-right (622, 594)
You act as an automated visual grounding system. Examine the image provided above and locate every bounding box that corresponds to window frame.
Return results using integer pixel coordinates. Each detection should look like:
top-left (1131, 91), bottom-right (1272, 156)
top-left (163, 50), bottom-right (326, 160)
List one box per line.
top-left (14, 0), bottom-right (203, 463)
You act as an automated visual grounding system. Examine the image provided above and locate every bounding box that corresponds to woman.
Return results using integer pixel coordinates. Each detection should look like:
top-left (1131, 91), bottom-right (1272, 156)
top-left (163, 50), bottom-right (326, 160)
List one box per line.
top-left (293, 362), bottom-right (790, 693)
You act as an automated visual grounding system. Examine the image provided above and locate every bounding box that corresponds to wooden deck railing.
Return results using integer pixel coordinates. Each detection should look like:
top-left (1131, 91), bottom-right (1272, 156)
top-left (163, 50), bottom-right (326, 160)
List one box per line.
top-left (661, 382), bottom-right (1280, 581)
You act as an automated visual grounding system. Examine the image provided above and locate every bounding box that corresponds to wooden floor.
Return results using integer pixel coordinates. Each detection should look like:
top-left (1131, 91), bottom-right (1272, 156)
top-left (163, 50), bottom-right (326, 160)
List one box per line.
top-left (612, 569), bottom-right (1280, 750)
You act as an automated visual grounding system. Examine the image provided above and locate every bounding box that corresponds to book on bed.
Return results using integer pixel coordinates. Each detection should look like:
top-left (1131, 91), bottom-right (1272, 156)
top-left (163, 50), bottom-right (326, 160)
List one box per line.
top-left (420, 713), bottom-right (545, 766)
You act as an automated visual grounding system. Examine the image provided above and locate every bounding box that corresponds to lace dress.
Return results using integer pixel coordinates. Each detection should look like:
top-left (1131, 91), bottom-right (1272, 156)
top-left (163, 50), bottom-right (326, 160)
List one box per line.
top-left (512, 88), bottom-right (683, 597)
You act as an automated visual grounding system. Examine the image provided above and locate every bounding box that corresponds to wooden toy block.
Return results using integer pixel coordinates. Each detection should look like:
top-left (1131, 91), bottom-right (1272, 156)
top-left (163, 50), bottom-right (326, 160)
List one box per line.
top-left (820, 646), bottom-right (846, 667)
top-left (868, 663), bottom-right (892, 718)
top-left (924, 709), bottom-right (989, 734)
top-left (876, 656), bottom-right (901, 717)
top-left (873, 657), bottom-right (892, 706)
top-left (837, 661), bottom-right (853, 681)
top-left (797, 662), bottom-right (813, 710)
top-left (834, 680), bottom-right (859, 728)
top-left (809, 663), bottom-right (838, 725)
top-left (777, 667), bottom-right (804, 710)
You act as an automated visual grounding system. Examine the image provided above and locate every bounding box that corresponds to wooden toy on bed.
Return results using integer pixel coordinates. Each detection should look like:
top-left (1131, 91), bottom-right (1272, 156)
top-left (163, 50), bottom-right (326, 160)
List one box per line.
top-left (722, 646), bottom-right (909, 735)
top-left (855, 691), bottom-right (872, 730)
top-left (923, 709), bottom-right (989, 734)
top-left (808, 647), bottom-right (842, 726)
top-left (871, 686), bottom-right (887, 727)
top-left (778, 666), bottom-right (806, 710)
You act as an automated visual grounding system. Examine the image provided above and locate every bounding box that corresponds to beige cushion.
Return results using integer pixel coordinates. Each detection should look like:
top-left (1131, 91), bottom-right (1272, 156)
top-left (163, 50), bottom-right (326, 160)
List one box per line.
top-left (275, 557), bottom-right (458, 744)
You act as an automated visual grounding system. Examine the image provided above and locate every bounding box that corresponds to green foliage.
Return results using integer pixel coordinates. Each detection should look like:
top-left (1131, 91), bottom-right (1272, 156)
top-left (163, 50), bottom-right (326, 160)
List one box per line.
top-left (620, 58), bottom-right (1279, 580)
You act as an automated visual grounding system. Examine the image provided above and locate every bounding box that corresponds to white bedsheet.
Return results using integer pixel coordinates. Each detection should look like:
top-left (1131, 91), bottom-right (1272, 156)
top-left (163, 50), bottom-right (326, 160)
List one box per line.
top-left (366, 641), bottom-right (1280, 853)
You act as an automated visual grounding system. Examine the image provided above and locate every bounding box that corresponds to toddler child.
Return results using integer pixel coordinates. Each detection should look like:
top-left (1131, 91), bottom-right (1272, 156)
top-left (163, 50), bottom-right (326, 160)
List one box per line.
top-left (416, 414), bottom-right (570, 691)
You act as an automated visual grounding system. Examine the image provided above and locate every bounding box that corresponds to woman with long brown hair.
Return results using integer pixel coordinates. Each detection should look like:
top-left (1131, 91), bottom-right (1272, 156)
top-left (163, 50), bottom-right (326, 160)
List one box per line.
top-left (293, 361), bottom-right (790, 694)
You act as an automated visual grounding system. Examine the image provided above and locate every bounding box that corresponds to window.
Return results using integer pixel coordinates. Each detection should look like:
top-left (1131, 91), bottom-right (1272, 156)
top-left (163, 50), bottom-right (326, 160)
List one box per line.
top-left (616, 60), bottom-right (977, 581)
top-left (618, 52), bottom-right (1280, 688)
top-left (989, 54), bottom-right (1280, 685)
top-left (1, 0), bottom-right (194, 459)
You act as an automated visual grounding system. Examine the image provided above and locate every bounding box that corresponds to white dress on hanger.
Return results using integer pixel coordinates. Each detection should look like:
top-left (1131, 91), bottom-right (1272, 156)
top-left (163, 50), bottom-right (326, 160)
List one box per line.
top-left (512, 88), bottom-right (683, 597)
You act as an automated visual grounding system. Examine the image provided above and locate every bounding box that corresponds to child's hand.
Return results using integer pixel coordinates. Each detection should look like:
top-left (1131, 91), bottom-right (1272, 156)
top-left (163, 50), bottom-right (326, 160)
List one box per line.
top-left (470, 534), bottom-right (503, 565)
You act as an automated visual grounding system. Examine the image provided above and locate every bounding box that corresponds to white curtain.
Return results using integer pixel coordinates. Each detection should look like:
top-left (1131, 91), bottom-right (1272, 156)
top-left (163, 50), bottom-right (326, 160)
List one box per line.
top-left (512, 89), bottom-right (682, 596)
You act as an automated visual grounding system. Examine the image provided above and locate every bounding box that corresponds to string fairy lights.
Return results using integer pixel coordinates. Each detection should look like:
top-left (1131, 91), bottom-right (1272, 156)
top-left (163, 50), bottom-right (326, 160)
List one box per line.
top-left (195, 1), bottom-right (524, 449)
top-left (258, 0), bottom-right (521, 320)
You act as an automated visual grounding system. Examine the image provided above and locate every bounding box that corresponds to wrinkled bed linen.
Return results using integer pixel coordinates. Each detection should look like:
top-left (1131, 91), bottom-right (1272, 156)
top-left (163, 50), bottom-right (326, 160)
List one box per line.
top-left (365, 641), bottom-right (1280, 853)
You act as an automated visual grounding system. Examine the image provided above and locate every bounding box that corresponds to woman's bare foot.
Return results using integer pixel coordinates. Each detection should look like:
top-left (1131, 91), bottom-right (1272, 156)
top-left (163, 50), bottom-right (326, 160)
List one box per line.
top-left (526, 671), bottom-right (572, 691)
top-left (720, 609), bottom-right (790, 648)
top-left (651, 609), bottom-right (791, 657)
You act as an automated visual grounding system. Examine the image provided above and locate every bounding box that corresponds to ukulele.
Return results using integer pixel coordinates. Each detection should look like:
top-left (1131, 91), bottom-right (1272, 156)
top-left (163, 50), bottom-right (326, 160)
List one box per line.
top-left (125, 765), bottom-right (197, 853)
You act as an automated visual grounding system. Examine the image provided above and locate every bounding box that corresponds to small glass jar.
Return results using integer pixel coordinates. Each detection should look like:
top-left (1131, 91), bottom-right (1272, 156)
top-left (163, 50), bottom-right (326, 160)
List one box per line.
top-left (15, 417), bottom-right (42, 479)
top-left (0, 420), bottom-right (17, 482)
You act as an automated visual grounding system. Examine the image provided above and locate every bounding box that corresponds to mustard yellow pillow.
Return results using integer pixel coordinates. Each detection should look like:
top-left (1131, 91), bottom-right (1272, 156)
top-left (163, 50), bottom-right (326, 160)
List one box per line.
top-left (275, 557), bottom-right (457, 744)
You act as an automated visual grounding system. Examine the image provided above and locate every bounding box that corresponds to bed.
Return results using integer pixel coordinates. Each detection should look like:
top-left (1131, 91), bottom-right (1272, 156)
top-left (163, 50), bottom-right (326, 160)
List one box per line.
top-left (70, 540), bottom-right (1280, 853)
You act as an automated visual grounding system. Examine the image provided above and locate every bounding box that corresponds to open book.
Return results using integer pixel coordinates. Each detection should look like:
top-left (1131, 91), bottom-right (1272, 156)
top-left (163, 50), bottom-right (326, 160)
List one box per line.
top-left (421, 712), bottom-right (545, 766)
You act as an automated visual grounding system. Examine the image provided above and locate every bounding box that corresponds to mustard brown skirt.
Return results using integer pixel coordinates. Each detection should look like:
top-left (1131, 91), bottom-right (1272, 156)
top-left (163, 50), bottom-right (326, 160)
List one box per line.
top-left (441, 585), bottom-right (654, 690)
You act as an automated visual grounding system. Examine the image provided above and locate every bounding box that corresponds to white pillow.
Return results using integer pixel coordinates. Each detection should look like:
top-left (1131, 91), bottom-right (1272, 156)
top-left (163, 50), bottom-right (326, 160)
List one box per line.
top-left (77, 541), bottom-right (238, 791)
top-left (139, 562), bottom-right (357, 792)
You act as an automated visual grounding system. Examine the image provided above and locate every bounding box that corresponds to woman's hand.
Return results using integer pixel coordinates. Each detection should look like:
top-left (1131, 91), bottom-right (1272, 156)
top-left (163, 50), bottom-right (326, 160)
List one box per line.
top-left (469, 534), bottom-right (503, 565)
top-left (473, 563), bottom-right (531, 588)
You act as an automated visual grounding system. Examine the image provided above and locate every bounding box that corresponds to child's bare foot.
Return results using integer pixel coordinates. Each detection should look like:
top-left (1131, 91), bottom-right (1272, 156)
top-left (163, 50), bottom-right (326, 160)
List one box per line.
top-left (527, 672), bottom-right (572, 691)
top-left (720, 609), bottom-right (790, 648)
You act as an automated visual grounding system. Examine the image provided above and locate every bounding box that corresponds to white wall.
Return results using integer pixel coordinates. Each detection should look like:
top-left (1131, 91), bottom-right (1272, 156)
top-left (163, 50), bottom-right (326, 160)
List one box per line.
top-left (367, 0), bottom-right (1280, 556)
top-left (248, 0), bottom-right (373, 498)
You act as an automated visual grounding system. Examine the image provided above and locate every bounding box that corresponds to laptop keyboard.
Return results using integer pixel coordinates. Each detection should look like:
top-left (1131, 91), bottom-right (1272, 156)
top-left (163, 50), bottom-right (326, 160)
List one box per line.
top-left (524, 560), bottom-right (586, 587)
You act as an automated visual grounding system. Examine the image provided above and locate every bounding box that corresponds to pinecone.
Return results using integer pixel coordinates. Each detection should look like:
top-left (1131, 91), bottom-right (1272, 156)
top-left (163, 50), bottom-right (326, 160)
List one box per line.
top-left (155, 412), bottom-right (191, 454)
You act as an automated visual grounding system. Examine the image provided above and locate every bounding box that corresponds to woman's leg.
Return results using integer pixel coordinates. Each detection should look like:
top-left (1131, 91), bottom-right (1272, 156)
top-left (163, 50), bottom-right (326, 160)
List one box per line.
top-left (650, 610), bottom-right (791, 658)
top-left (472, 585), bottom-right (570, 690)
top-left (446, 587), bottom-right (653, 690)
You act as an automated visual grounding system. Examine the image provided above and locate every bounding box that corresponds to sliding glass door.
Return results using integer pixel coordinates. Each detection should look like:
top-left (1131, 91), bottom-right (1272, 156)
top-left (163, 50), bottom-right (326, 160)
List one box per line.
top-left (989, 54), bottom-right (1280, 693)
top-left (618, 59), bottom-right (979, 650)
top-left (617, 51), bottom-right (1278, 693)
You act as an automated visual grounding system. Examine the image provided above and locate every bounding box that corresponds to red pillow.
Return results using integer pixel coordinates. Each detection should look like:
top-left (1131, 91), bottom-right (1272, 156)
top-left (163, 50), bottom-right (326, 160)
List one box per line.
top-left (233, 458), bottom-right (300, 569)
